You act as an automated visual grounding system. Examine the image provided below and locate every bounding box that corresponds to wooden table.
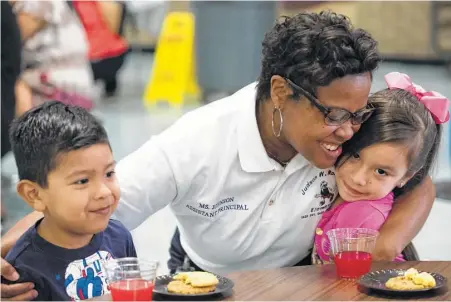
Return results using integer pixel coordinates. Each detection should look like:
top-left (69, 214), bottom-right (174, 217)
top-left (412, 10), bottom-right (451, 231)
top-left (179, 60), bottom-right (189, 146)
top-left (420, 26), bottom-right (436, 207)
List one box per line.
top-left (225, 261), bottom-right (451, 301)
top-left (91, 261), bottom-right (450, 301)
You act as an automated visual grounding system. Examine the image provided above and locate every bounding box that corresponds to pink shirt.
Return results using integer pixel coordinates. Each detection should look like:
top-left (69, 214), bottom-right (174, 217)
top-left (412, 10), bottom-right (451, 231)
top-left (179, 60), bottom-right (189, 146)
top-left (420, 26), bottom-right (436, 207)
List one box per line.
top-left (313, 192), bottom-right (404, 263)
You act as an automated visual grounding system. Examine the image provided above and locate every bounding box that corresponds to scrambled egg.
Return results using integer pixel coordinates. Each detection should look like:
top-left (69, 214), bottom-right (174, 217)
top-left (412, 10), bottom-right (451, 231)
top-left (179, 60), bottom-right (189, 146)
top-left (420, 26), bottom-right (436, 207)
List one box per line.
top-left (385, 268), bottom-right (436, 290)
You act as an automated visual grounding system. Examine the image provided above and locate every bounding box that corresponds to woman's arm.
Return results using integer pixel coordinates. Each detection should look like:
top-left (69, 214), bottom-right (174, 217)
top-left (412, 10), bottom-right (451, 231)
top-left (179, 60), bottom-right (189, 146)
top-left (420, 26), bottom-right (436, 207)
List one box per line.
top-left (113, 138), bottom-right (179, 230)
top-left (2, 261), bottom-right (48, 301)
top-left (1, 258), bottom-right (37, 301)
top-left (373, 177), bottom-right (435, 260)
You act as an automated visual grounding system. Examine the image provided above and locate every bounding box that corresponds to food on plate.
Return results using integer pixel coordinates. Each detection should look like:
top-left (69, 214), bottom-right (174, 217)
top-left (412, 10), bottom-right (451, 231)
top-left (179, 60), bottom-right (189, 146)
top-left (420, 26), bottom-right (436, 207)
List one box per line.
top-left (173, 271), bottom-right (219, 287)
top-left (404, 268), bottom-right (419, 280)
top-left (412, 272), bottom-right (436, 287)
top-left (385, 268), bottom-right (436, 290)
top-left (385, 276), bottom-right (425, 290)
top-left (167, 280), bottom-right (217, 294)
top-left (167, 271), bottom-right (219, 294)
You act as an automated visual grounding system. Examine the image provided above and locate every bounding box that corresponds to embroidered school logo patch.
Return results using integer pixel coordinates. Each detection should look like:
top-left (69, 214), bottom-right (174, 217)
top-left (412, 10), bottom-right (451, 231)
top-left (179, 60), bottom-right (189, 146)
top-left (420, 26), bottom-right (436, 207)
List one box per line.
top-left (301, 169), bottom-right (335, 196)
top-left (315, 181), bottom-right (335, 206)
top-left (300, 170), bottom-right (336, 220)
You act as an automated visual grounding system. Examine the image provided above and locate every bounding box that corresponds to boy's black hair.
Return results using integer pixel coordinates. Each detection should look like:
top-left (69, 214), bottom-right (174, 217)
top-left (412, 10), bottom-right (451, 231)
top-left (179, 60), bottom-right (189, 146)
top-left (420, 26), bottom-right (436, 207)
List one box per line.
top-left (9, 101), bottom-right (110, 187)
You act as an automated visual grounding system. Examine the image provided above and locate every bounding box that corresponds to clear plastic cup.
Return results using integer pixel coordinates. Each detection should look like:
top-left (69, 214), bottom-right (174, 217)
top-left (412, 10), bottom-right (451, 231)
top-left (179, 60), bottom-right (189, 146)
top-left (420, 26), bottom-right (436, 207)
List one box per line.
top-left (327, 228), bottom-right (379, 279)
top-left (105, 258), bottom-right (159, 301)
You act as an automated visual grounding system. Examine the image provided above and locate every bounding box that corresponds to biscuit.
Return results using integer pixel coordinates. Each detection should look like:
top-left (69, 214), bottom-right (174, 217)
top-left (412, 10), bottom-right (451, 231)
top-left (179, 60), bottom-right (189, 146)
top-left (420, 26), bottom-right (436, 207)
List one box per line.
top-left (173, 272), bottom-right (219, 287)
top-left (173, 272), bottom-right (190, 281)
top-left (167, 280), bottom-right (216, 295)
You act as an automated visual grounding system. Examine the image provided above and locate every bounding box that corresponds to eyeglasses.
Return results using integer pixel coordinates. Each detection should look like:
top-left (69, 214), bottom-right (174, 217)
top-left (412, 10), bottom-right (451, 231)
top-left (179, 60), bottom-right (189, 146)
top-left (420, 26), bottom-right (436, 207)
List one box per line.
top-left (285, 78), bottom-right (374, 126)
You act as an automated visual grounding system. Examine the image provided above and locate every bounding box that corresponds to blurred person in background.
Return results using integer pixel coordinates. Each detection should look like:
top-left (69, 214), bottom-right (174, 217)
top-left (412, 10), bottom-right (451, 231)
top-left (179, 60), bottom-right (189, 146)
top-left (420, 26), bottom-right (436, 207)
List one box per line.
top-left (1, 5), bottom-right (33, 298)
top-left (1, 1), bottom-right (33, 230)
top-left (11, 0), bottom-right (97, 110)
top-left (71, 1), bottom-right (129, 97)
top-left (2, 1), bottom-right (23, 159)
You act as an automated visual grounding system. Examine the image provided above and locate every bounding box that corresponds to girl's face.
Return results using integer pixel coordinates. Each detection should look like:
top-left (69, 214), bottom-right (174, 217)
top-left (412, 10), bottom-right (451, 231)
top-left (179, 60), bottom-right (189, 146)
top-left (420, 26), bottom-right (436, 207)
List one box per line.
top-left (336, 142), bottom-right (413, 201)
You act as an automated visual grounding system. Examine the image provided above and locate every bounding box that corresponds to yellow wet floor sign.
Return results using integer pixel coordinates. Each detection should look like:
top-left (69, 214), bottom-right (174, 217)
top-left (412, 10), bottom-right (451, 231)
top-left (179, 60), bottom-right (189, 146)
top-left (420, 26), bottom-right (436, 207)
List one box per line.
top-left (143, 12), bottom-right (201, 109)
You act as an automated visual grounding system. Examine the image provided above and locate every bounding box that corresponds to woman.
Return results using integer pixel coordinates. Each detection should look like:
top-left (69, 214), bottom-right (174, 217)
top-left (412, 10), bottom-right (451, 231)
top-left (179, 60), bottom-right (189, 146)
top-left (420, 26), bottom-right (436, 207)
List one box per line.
top-left (12, 0), bottom-right (97, 109)
top-left (1, 11), bottom-right (435, 299)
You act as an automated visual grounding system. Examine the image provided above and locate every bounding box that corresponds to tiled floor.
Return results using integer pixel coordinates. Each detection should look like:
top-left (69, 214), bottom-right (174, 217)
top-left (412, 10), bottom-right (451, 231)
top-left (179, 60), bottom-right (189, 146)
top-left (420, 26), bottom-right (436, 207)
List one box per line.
top-left (1, 53), bottom-right (450, 274)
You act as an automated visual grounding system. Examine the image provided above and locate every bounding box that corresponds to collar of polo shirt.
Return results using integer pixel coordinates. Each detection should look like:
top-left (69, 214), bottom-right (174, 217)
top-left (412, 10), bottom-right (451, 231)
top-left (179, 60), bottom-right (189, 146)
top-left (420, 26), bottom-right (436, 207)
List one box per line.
top-left (237, 84), bottom-right (275, 173)
top-left (237, 83), bottom-right (309, 173)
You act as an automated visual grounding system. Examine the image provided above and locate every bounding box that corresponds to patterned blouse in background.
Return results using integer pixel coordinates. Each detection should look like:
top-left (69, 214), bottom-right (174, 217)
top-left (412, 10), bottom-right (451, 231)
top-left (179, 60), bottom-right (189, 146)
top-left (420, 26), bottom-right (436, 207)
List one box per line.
top-left (12, 1), bottom-right (99, 107)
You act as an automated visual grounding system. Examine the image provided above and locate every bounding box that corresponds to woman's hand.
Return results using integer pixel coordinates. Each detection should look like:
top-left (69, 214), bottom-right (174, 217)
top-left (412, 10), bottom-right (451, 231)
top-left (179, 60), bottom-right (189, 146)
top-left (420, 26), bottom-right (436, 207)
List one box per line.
top-left (1, 258), bottom-right (37, 301)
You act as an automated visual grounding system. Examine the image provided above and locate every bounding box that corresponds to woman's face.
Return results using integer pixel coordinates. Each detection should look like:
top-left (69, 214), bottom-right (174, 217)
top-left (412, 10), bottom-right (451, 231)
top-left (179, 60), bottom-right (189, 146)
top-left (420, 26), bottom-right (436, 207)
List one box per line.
top-left (270, 73), bottom-right (372, 169)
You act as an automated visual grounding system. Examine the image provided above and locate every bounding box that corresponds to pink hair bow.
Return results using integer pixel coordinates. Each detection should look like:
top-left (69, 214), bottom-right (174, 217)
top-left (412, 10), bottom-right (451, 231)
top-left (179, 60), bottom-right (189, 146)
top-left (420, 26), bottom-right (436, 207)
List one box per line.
top-left (384, 72), bottom-right (450, 124)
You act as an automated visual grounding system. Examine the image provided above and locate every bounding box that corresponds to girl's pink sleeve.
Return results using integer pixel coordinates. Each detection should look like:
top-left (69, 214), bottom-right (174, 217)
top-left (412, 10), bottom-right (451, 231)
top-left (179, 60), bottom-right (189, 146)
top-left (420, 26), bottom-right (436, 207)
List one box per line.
top-left (334, 202), bottom-right (387, 231)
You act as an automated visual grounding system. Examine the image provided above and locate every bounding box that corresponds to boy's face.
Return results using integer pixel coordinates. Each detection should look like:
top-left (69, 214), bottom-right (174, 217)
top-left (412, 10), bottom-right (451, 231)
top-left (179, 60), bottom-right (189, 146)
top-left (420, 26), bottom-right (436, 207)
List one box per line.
top-left (40, 143), bottom-right (119, 234)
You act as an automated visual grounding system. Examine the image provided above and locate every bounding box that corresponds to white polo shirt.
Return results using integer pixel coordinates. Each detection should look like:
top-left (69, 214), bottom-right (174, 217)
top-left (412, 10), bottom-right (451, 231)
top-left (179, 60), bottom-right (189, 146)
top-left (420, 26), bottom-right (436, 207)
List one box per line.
top-left (115, 83), bottom-right (338, 275)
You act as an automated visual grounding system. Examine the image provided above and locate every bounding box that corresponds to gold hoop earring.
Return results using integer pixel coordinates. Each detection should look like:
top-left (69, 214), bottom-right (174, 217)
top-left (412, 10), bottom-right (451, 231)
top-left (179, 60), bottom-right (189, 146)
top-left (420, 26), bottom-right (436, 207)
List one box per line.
top-left (272, 107), bottom-right (283, 138)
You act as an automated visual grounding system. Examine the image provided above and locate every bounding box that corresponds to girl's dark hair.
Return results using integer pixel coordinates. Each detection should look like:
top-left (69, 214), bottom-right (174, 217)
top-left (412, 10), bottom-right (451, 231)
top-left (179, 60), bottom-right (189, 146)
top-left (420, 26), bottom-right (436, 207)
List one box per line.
top-left (256, 11), bottom-right (381, 102)
top-left (338, 89), bottom-right (442, 197)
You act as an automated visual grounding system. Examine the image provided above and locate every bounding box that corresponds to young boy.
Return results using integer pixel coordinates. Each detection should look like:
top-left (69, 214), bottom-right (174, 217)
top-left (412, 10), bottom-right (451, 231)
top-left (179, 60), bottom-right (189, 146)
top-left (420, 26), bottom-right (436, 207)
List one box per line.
top-left (2, 101), bottom-right (136, 300)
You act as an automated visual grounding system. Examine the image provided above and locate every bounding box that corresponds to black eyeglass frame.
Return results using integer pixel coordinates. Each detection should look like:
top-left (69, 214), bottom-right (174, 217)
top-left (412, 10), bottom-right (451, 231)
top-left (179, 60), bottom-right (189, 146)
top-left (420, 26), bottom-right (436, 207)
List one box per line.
top-left (284, 78), bottom-right (374, 126)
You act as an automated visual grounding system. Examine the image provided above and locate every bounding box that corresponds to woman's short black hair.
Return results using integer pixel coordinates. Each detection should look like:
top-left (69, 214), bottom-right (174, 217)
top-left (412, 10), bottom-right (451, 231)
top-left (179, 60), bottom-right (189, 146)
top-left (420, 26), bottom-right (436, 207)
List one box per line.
top-left (256, 11), bottom-right (381, 101)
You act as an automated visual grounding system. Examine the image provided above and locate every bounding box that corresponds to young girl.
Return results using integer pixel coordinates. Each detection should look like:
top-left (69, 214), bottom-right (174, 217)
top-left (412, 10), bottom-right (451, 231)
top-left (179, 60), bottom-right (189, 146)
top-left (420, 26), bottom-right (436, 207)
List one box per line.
top-left (313, 72), bottom-right (450, 264)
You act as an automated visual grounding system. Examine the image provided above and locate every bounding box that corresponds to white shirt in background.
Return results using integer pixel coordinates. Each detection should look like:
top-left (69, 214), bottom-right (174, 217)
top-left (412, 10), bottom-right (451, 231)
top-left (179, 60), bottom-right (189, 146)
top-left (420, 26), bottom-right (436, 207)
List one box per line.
top-left (14, 1), bottom-right (97, 102)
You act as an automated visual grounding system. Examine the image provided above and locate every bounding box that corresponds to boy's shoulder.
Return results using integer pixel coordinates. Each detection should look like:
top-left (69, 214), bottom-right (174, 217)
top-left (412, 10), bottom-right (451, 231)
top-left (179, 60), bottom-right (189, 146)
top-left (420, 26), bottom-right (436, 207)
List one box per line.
top-left (105, 218), bottom-right (129, 232)
top-left (5, 223), bottom-right (37, 265)
top-left (6, 219), bottom-right (132, 260)
top-left (103, 218), bottom-right (132, 240)
top-left (4, 223), bottom-right (53, 300)
top-left (3, 219), bottom-right (136, 301)
top-left (99, 219), bottom-right (136, 258)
